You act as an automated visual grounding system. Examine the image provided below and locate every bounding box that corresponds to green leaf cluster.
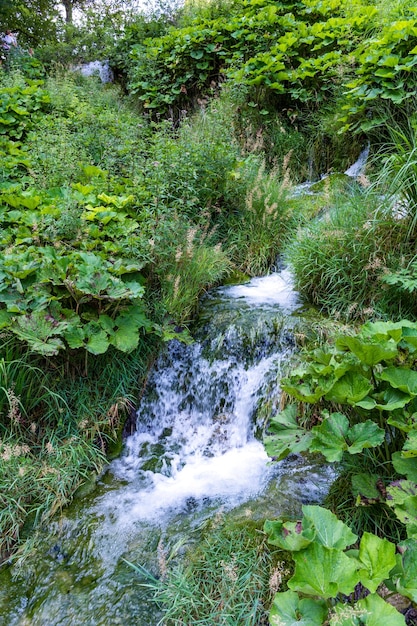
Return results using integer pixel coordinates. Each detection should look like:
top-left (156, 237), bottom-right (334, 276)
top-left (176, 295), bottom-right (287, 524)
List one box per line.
top-left (123, 0), bottom-right (377, 118)
top-left (0, 182), bottom-right (155, 355)
top-left (264, 320), bottom-right (417, 538)
top-left (341, 16), bottom-right (417, 133)
top-left (0, 80), bottom-right (50, 140)
top-left (265, 505), bottom-right (407, 625)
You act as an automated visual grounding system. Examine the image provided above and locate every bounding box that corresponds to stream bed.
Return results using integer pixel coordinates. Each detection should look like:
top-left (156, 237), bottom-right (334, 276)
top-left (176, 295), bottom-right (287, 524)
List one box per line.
top-left (0, 269), bottom-right (334, 625)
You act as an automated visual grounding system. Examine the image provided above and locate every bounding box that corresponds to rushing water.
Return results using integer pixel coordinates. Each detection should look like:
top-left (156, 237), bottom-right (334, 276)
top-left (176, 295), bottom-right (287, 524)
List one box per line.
top-left (0, 270), bottom-right (333, 625)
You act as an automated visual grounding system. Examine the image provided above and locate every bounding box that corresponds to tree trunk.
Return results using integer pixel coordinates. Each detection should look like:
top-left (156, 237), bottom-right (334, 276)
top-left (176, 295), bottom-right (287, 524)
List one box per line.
top-left (62, 0), bottom-right (73, 24)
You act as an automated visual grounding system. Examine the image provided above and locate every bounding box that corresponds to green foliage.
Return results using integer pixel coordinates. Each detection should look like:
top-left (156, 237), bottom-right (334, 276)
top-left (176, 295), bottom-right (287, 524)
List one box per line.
top-left (0, 78), bottom-right (50, 140)
top-left (0, 183), bottom-right (155, 355)
top-left (265, 505), bottom-right (407, 625)
top-left (265, 319), bottom-right (417, 545)
top-left (134, 519), bottom-right (282, 625)
top-left (123, 0), bottom-right (377, 128)
top-left (340, 14), bottom-right (417, 134)
top-left (286, 185), bottom-right (410, 321)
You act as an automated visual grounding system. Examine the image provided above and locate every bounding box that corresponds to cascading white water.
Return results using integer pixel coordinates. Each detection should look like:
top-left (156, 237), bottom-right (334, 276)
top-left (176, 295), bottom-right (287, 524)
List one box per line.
top-left (344, 143), bottom-right (370, 178)
top-left (74, 60), bottom-right (114, 83)
top-left (90, 270), bottom-right (300, 534)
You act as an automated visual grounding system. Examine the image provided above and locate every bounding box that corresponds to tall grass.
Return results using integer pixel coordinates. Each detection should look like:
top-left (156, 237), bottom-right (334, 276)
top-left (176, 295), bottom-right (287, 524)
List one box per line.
top-left (225, 157), bottom-right (296, 276)
top-left (136, 519), bottom-right (289, 625)
top-left (373, 117), bottom-right (417, 241)
top-left (152, 219), bottom-right (231, 323)
top-left (286, 185), bottom-right (409, 321)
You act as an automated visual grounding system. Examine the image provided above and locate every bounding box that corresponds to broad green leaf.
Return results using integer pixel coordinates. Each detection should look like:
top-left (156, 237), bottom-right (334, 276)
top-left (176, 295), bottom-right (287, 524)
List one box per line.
top-left (335, 336), bottom-right (398, 365)
top-left (12, 312), bottom-right (67, 356)
top-left (288, 543), bottom-right (359, 599)
top-left (302, 505), bottom-right (357, 550)
top-left (84, 322), bottom-right (109, 355)
top-left (351, 473), bottom-right (383, 504)
top-left (310, 412), bottom-right (349, 462)
top-left (360, 388), bottom-right (412, 412)
top-left (264, 404), bottom-right (314, 461)
top-left (329, 593), bottom-right (406, 625)
top-left (264, 519), bottom-right (314, 551)
top-left (386, 480), bottom-right (417, 537)
top-left (387, 412), bottom-right (417, 433)
top-left (378, 367), bottom-right (417, 396)
top-left (324, 371), bottom-right (373, 405)
top-left (357, 532), bottom-right (396, 593)
top-left (269, 590), bottom-right (327, 626)
top-left (392, 452), bottom-right (417, 481)
top-left (64, 325), bottom-right (85, 349)
top-left (393, 539), bottom-right (417, 602)
top-left (402, 432), bottom-right (417, 458)
top-left (281, 374), bottom-right (336, 403)
top-left (0, 309), bottom-right (11, 329)
top-left (110, 306), bottom-right (150, 353)
top-left (347, 421), bottom-right (385, 454)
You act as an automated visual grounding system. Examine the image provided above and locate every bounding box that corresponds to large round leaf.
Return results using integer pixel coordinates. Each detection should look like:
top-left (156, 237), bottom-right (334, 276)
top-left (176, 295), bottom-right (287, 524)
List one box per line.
top-left (269, 590), bottom-right (327, 626)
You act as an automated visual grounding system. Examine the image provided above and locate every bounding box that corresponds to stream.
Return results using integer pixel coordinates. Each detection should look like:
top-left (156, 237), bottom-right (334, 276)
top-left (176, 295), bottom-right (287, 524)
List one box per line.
top-left (0, 269), bottom-right (334, 625)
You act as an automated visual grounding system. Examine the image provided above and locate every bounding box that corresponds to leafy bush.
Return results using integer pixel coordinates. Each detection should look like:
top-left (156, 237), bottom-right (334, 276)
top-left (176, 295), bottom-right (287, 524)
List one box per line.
top-left (265, 504), bottom-right (411, 625)
top-left (265, 320), bottom-right (417, 538)
top-left (340, 14), bottom-right (417, 135)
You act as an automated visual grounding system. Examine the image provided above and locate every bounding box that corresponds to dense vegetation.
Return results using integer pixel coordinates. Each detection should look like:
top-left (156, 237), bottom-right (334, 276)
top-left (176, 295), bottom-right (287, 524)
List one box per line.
top-left (2, 0), bottom-right (417, 622)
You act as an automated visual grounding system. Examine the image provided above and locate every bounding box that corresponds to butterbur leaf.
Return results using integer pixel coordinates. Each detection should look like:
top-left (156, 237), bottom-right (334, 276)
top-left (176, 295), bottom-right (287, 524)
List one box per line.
top-left (324, 371), bottom-right (372, 404)
top-left (329, 593), bottom-right (406, 625)
top-left (351, 473), bottom-right (382, 504)
top-left (64, 325), bottom-right (85, 349)
top-left (310, 412), bottom-right (349, 462)
top-left (264, 519), bottom-right (314, 551)
top-left (281, 374), bottom-right (336, 402)
top-left (402, 432), bottom-right (417, 458)
top-left (335, 335), bottom-right (398, 365)
top-left (0, 309), bottom-right (11, 329)
top-left (386, 480), bottom-right (417, 537)
top-left (288, 543), bottom-right (359, 599)
top-left (12, 311), bottom-right (67, 356)
top-left (392, 452), bottom-right (417, 481)
top-left (84, 321), bottom-right (109, 355)
top-left (269, 590), bottom-right (328, 626)
top-left (264, 404), bottom-right (313, 461)
top-left (302, 505), bottom-right (357, 550)
top-left (347, 421), bottom-right (385, 454)
top-left (387, 412), bottom-right (417, 433)
top-left (378, 367), bottom-right (417, 396)
top-left (110, 306), bottom-right (151, 353)
top-left (393, 539), bottom-right (417, 602)
top-left (356, 532), bottom-right (396, 593)
top-left (371, 388), bottom-right (412, 411)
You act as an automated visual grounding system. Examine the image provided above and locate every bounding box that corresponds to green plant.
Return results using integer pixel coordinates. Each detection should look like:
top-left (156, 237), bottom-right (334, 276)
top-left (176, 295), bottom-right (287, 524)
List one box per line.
top-left (286, 185), bottom-right (409, 321)
top-left (264, 319), bottom-right (417, 543)
top-left (264, 504), bottom-right (412, 625)
top-left (130, 519), bottom-right (284, 625)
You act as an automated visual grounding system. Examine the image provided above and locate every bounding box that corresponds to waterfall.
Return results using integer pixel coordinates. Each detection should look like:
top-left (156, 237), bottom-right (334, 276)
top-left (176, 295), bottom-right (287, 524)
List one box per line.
top-left (344, 143), bottom-right (370, 178)
top-left (74, 60), bottom-right (114, 83)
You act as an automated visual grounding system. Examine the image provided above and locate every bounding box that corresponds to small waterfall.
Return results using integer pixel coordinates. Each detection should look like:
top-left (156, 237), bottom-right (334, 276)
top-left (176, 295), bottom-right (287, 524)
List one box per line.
top-left (74, 60), bottom-right (114, 83)
top-left (344, 143), bottom-right (370, 178)
top-left (0, 270), bottom-right (334, 626)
